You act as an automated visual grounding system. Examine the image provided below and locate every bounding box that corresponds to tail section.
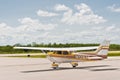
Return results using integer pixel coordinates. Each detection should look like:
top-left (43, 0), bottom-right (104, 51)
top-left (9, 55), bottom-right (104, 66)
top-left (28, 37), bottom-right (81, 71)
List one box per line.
top-left (95, 40), bottom-right (110, 58)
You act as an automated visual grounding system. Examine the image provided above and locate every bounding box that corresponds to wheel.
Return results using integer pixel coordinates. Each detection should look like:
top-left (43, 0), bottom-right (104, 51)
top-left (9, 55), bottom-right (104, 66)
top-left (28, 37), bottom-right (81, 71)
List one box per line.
top-left (52, 62), bottom-right (59, 69)
top-left (73, 66), bottom-right (76, 68)
top-left (71, 62), bottom-right (78, 68)
top-left (27, 54), bottom-right (30, 57)
top-left (52, 66), bottom-right (58, 69)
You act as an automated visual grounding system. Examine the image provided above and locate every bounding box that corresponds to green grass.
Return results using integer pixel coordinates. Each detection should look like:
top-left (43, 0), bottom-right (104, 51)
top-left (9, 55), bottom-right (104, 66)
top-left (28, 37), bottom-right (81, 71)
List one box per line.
top-left (8, 55), bottom-right (47, 58)
top-left (108, 51), bottom-right (120, 56)
top-left (108, 53), bottom-right (120, 56)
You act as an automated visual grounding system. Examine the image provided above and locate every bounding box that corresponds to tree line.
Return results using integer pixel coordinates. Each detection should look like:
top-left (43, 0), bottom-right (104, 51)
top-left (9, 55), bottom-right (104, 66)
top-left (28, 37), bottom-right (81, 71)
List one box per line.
top-left (0, 43), bottom-right (120, 54)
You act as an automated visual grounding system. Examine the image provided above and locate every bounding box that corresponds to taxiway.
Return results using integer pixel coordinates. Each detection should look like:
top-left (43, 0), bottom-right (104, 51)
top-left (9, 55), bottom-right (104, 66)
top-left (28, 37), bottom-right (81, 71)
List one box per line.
top-left (0, 56), bottom-right (120, 80)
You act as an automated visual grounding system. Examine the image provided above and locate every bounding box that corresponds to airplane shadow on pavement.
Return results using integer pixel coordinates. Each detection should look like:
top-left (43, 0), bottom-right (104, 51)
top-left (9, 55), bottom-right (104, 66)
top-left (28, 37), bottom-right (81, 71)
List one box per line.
top-left (21, 65), bottom-right (119, 73)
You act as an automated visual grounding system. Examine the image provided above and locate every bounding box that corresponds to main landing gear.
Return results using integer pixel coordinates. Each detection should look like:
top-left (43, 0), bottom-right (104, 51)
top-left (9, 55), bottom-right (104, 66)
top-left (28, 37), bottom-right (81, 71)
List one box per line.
top-left (51, 62), bottom-right (78, 69)
top-left (71, 62), bottom-right (78, 68)
top-left (52, 62), bottom-right (59, 69)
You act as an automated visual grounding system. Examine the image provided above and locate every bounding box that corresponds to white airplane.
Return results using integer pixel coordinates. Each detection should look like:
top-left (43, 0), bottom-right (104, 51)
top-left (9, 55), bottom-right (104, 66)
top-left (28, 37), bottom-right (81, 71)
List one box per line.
top-left (14, 40), bottom-right (110, 69)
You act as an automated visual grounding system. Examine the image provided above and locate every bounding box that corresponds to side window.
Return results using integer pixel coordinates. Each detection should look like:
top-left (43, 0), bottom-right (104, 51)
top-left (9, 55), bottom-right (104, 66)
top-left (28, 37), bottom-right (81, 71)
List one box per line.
top-left (63, 51), bottom-right (69, 55)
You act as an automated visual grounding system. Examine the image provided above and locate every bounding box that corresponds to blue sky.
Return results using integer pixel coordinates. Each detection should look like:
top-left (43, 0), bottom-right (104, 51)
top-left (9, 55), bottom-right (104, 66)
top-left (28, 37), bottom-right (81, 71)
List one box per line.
top-left (0, 0), bottom-right (120, 45)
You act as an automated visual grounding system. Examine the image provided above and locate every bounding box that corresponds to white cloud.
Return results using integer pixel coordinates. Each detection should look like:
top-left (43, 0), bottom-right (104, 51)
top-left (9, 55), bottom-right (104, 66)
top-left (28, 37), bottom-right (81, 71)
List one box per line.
top-left (108, 4), bottom-right (120, 12)
top-left (0, 23), bottom-right (13, 35)
top-left (0, 17), bottom-right (57, 45)
top-left (18, 17), bottom-right (56, 31)
top-left (57, 25), bottom-right (120, 43)
top-left (0, 23), bottom-right (15, 45)
top-left (0, 19), bottom-right (120, 45)
top-left (37, 10), bottom-right (59, 17)
top-left (55, 3), bottom-right (106, 25)
top-left (79, 25), bottom-right (120, 41)
top-left (75, 3), bottom-right (92, 14)
top-left (55, 4), bottom-right (70, 11)
top-left (105, 25), bottom-right (116, 32)
top-left (0, 3), bottom-right (120, 45)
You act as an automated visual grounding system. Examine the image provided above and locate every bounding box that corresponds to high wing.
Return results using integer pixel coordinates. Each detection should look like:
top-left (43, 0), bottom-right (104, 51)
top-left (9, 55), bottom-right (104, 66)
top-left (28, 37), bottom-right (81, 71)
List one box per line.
top-left (14, 46), bottom-right (98, 51)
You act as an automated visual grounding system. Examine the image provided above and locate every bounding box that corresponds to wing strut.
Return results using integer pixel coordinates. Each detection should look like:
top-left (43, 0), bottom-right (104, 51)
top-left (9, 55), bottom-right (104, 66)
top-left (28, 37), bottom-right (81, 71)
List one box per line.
top-left (41, 50), bottom-right (47, 54)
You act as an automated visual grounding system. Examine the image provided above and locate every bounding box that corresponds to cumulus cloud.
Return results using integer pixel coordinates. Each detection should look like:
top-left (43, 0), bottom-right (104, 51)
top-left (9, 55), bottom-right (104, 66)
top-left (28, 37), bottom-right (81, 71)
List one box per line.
top-left (37, 10), bottom-right (59, 17)
top-left (55, 4), bottom-right (70, 11)
top-left (18, 17), bottom-right (56, 31)
top-left (58, 25), bottom-right (120, 43)
top-left (0, 17), bottom-right (57, 45)
top-left (108, 4), bottom-right (120, 12)
top-left (0, 3), bottom-right (119, 45)
top-left (0, 23), bottom-right (15, 45)
top-left (79, 25), bottom-right (120, 41)
top-left (55, 3), bottom-right (106, 25)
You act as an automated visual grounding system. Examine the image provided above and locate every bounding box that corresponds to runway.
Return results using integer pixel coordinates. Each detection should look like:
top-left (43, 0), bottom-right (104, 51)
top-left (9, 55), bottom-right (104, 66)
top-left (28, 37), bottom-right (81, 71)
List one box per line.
top-left (0, 57), bottom-right (120, 80)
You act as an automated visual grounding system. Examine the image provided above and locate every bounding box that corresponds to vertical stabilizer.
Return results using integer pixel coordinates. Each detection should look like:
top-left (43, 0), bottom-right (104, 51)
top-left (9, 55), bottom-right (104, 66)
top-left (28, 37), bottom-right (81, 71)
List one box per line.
top-left (95, 40), bottom-right (110, 58)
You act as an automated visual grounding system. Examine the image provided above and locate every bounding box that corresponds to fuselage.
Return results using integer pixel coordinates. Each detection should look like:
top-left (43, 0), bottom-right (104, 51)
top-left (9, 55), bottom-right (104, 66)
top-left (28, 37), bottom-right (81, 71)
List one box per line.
top-left (47, 51), bottom-right (106, 63)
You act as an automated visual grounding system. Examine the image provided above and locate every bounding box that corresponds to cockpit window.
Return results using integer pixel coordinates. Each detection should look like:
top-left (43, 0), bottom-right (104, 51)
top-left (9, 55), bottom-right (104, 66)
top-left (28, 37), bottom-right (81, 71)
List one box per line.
top-left (55, 51), bottom-right (71, 55)
top-left (56, 51), bottom-right (62, 54)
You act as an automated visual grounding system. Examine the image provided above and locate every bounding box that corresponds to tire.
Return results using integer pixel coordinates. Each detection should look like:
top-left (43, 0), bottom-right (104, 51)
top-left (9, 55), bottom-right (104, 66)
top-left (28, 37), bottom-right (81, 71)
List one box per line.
top-left (73, 66), bottom-right (76, 68)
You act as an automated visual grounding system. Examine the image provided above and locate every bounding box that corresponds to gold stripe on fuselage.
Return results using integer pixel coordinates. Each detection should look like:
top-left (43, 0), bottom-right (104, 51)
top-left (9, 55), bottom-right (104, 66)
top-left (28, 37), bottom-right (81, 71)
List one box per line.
top-left (48, 52), bottom-right (102, 61)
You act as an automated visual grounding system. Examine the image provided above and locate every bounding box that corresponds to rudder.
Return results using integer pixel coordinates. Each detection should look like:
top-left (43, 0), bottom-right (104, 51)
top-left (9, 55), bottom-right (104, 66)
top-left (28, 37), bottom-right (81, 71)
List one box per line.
top-left (95, 40), bottom-right (110, 58)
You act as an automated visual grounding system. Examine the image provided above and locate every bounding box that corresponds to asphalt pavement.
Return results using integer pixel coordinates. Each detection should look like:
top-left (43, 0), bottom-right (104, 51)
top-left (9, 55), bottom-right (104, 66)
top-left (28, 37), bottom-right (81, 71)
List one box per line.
top-left (0, 56), bottom-right (120, 80)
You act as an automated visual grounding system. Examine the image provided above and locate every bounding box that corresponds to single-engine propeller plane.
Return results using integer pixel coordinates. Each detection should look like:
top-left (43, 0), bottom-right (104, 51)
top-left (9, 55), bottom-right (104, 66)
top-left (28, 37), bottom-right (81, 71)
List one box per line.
top-left (14, 40), bottom-right (110, 69)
